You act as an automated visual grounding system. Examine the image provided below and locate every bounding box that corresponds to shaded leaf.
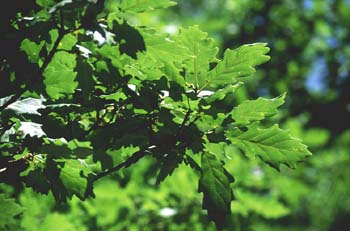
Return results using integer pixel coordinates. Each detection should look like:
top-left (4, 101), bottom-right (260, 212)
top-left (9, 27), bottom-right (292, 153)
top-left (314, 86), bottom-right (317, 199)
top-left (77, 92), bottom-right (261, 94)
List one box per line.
top-left (75, 58), bottom-right (96, 100)
top-left (156, 152), bottom-right (183, 184)
top-left (198, 152), bottom-right (234, 229)
top-left (41, 138), bottom-right (92, 158)
top-left (112, 22), bottom-right (145, 58)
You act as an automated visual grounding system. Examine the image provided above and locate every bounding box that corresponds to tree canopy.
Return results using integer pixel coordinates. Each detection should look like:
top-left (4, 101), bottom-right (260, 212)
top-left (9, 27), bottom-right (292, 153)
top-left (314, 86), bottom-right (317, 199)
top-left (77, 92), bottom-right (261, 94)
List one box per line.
top-left (1, 0), bottom-right (348, 230)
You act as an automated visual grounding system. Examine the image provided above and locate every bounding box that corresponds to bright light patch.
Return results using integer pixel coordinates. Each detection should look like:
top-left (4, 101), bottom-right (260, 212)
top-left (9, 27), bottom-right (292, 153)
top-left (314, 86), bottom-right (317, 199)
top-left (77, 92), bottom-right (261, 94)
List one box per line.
top-left (159, 207), bottom-right (177, 218)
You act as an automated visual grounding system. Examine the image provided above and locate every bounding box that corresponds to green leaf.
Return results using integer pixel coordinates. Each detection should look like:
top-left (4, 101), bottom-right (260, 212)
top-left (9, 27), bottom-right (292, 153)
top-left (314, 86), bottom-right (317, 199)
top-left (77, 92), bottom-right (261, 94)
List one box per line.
top-left (36, 0), bottom-right (55, 7)
top-left (204, 82), bottom-right (243, 104)
top-left (226, 124), bottom-right (312, 170)
top-left (100, 91), bottom-right (127, 102)
top-left (198, 152), bottom-right (234, 229)
top-left (176, 26), bottom-right (219, 89)
top-left (58, 159), bottom-right (93, 199)
top-left (24, 169), bottom-right (51, 194)
top-left (20, 39), bottom-right (44, 64)
top-left (41, 138), bottom-right (92, 158)
top-left (303, 128), bottom-right (330, 148)
top-left (0, 194), bottom-right (24, 228)
top-left (124, 29), bottom-right (189, 82)
top-left (43, 51), bottom-right (78, 100)
top-left (124, 52), bottom-right (164, 81)
top-left (75, 58), bottom-right (95, 100)
top-left (67, 139), bottom-right (93, 158)
top-left (41, 138), bottom-right (71, 158)
top-left (195, 113), bottom-right (226, 132)
top-left (142, 30), bottom-right (189, 66)
top-left (202, 43), bottom-right (270, 91)
top-left (120, 0), bottom-right (176, 13)
top-left (204, 142), bottom-right (234, 161)
top-left (231, 93), bottom-right (286, 126)
top-left (104, 146), bottom-right (140, 169)
top-left (156, 152), bottom-right (183, 184)
top-left (39, 213), bottom-right (76, 231)
top-left (57, 34), bottom-right (78, 51)
top-left (233, 190), bottom-right (290, 219)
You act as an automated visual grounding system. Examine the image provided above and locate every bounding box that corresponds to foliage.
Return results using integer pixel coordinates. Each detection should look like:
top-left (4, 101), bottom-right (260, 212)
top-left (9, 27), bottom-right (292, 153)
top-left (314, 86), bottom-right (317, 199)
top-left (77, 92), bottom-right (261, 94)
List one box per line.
top-left (0, 0), bottom-right (316, 230)
top-left (149, 0), bottom-right (350, 230)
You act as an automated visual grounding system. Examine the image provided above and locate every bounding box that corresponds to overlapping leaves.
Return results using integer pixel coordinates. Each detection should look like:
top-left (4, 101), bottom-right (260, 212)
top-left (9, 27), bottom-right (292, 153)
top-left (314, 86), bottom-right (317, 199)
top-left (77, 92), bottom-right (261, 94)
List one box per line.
top-left (0, 1), bottom-right (312, 230)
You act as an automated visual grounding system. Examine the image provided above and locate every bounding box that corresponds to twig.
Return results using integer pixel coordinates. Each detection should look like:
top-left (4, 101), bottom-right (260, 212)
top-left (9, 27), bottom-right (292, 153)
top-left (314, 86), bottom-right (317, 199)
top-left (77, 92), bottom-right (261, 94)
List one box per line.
top-left (176, 97), bottom-right (192, 139)
top-left (0, 93), bottom-right (23, 112)
top-left (93, 148), bottom-right (153, 181)
top-left (1, 11), bottom-right (68, 112)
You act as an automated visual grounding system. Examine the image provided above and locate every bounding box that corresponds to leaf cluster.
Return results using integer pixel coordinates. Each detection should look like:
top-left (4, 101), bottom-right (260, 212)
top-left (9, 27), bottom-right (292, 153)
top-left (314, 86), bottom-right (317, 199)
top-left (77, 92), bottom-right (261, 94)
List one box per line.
top-left (0, 0), bottom-right (311, 229)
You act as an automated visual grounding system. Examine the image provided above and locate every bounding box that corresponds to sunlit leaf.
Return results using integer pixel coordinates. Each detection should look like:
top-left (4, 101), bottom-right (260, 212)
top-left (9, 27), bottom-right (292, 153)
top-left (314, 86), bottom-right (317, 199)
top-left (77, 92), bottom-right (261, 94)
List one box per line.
top-left (58, 159), bottom-right (93, 199)
top-left (231, 93), bottom-right (286, 125)
top-left (19, 122), bottom-right (46, 138)
top-left (5, 97), bottom-right (46, 115)
top-left (43, 51), bottom-right (78, 100)
top-left (175, 26), bottom-right (219, 89)
top-left (202, 43), bottom-right (270, 90)
top-left (226, 124), bottom-right (312, 170)
top-left (120, 0), bottom-right (176, 13)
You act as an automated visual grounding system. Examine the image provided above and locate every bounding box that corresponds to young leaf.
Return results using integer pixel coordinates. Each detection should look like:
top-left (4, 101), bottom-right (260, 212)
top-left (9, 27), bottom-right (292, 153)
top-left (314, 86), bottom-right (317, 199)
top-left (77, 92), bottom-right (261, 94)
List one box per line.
top-left (202, 43), bottom-right (270, 91)
top-left (198, 152), bottom-right (234, 229)
top-left (176, 26), bottom-right (219, 90)
top-left (226, 124), bottom-right (312, 170)
top-left (231, 93), bottom-right (286, 126)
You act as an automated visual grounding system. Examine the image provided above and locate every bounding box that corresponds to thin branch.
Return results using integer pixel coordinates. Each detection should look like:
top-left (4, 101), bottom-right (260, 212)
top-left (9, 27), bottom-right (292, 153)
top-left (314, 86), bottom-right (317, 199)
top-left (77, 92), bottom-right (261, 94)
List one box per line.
top-left (93, 148), bottom-right (152, 181)
top-left (0, 94), bottom-right (22, 111)
top-left (39, 30), bottom-right (66, 75)
top-left (1, 12), bottom-right (68, 112)
top-left (176, 97), bottom-right (192, 139)
top-left (84, 108), bottom-right (109, 135)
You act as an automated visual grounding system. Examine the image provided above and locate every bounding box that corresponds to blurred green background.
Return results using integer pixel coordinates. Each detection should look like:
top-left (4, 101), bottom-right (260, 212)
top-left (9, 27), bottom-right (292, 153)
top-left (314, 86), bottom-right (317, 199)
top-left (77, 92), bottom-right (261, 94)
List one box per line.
top-left (1, 0), bottom-right (349, 230)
